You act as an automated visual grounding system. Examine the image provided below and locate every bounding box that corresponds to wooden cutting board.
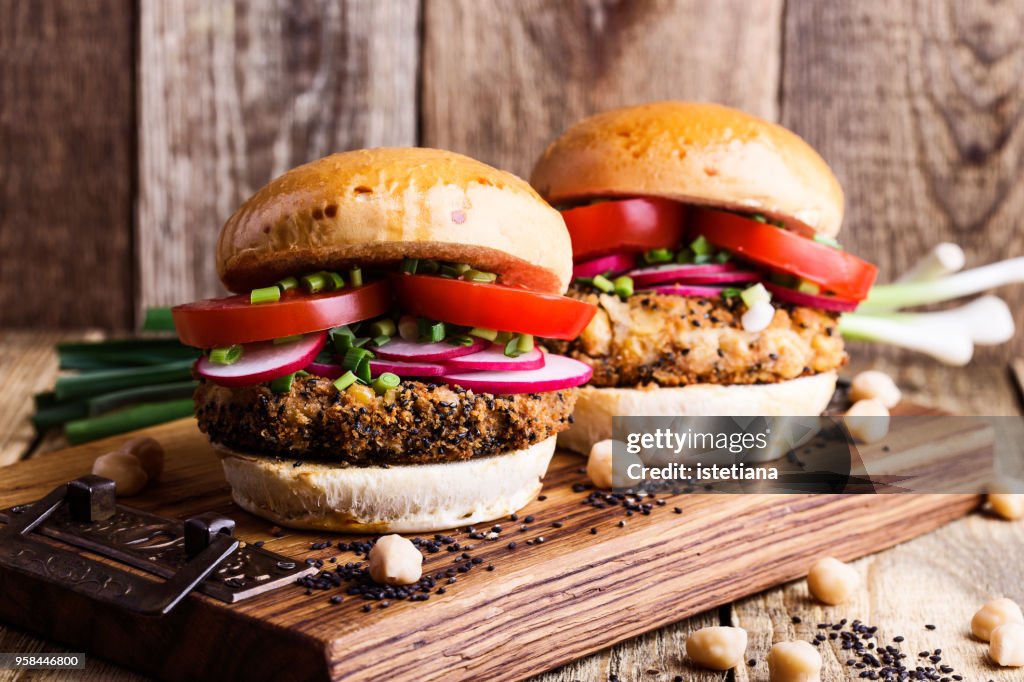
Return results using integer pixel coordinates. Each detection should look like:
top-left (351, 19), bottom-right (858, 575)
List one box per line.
top-left (0, 405), bottom-right (988, 682)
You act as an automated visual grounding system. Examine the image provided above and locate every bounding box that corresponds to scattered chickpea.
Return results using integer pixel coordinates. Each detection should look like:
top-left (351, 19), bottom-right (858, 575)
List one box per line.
top-left (119, 436), bottom-right (164, 482)
top-left (988, 493), bottom-right (1024, 520)
top-left (367, 534), bottom-right (423, 586)
top-left (768, 640), bottom-right (822, 682)
top-left (587, 439), bottom-right (642, 490)
top-left (843, 399), bottom-right (890, 444)
top-left (849, 370), bottom-right (901, 408)
top-left (92, 451), bottom-right (148, 497)
top-left (806, 556), bottom-right (860, 605)
top-left (971, 597), bottom-right (1024, 641)
top-left (990, 622), bottom-right (1024, 667)
top-left (685, 626), bottom-right (747, 670)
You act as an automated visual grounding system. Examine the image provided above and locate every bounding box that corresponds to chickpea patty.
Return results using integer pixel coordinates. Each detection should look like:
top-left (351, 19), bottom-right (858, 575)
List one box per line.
top-left (546, 289), bottom-right (846, 388)
top-left (194, 375), bottom-right (577, 466)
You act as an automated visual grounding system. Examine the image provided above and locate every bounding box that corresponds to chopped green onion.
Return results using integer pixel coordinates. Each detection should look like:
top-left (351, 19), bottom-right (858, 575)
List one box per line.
top-left (813, 234), bottom-right (843, 250)
top-left (613, 275), bottom-right (634, 299)
top-left (331, 327), bottom-right (355, 353)
top-left (797, 280), bottom-right (821, 295)
top-left (715, 251), bottom-right (731, 264)
top-left (469, 327), bottom-right (498, 341)
top-left (370, 372), bottom-right (401, 395)
top-left (675, 249), bottom-right (694, 264)
top-left (751, 213), bottom-right (768, 223)
top-left (721, 287), bottom-right (742, 299)
top-left (592, 274), bottom-right (615, 293)
top-left (464, 269), bottom-right (497, 283)
top-left (574, 277), bottom-right (594, 286)
top-left (693, 254), bottom-right (713, 265)
top-left (209, 345), bottom-right (243, 365)
top-left (355, 357), bottom-right (372, 384)
top-left (301, 272), bottom-right (329, 293)
top-left (325, 271), bottom-right (345, 290)
top-left (644, 248), bottom-right (674, 264)
top-left (273, 334), bottom-right (302, 345)
top-left (371, 335), bottom-right (392, 347)
top-left (401, 257), bottom-right (419, 274)
top-left (142, 307), bottom-right (175, 332)
top-left (516, 334), bottom-right (534, 353)
top-left (504, 335), bottom-right (522, 358)
top-left (269, 373), bottom-right (296, 393)
top-left (418, 318), bottom-right (445, 343)
top-left (398, 316), bottom-right (419, 341)
top-left (368, 319), bottom-right (397, 338)
top-left (690, 236), bottom-right (714, 256)
top-left (418, 259), bottom-right (440, 275)
top-left (450, 263), bottom-right (471, 275)
top-left (333, 371), bottom-right (358, 391)
top-left (448, 335), bottom-right (475, 346)
top-left (740, 283), bottom-right (771, 308)
top-left (494, 331), bottom-right (513, 345)
top-left (296, 370), bottom-right (310, 377)
top-left (276, 276), bottom-right (299, 291)
top-left (250, 286), bottom-right (281, 304)
top-left (348, 267), bottom-right (363, 287)
top-left (342, 347), bottom-right (375, 372)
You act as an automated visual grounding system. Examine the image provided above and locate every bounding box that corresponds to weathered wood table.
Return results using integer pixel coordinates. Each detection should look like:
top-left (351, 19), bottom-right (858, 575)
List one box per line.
top-left (1, 330), bottom-right (1021, 682)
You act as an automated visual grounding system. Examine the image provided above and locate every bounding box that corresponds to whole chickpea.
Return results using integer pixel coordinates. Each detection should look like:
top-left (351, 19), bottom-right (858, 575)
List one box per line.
top-left (849, 370), bottom-right (901, 408)
top-left (806, 556), bottom-right (860, 605)
top-left (972, 597), bottom-right (1024, 641)
top-left (92, 451), bottom-right (148, 497)
top-left (587, 439), bottom-right (642, 490)
top-left (768, 640), bottom-right (821, 682)
top-left (685, 626), bottom-right (747, 670)
top-left (843, 399), bottom-right (890, 444)
top-left (368, 534), bottom-right (423, 586)
top-left (119, 436), bottom-right (165, 482)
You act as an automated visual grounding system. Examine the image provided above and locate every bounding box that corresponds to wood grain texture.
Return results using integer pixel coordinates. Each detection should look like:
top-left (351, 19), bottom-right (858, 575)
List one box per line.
top-left (0, 0), bottom-right (134, 331)
top-left (137, 0), bottom-right (420, 313)
top-left (421, 0), bottom-right (783, 178)
top-left (0, 409), bottom-right (982, 682)
top-left (781, 0), bottom-right (1024, 361)
top-left (0, 331), bottom-right (100, 467)
top-left (732, 513), bottom-right (1024, 682)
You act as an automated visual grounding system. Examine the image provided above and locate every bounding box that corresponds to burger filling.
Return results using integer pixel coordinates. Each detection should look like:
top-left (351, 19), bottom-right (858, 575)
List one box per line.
top-left (547, 289), bottom-right (845, 388)
top-left (195, 375), bottom-right (577, 465)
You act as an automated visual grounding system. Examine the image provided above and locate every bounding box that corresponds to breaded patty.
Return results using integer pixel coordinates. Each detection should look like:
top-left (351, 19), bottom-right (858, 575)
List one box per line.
top-left (194, 375), bottom-right (576, 465)
top-left (546, 290), bottom-right (846, 388)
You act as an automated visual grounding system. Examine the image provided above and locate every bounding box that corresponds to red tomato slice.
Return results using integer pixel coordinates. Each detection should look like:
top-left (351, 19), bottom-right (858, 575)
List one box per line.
top-left (561, 197), bottom-right (686, 260)
top-left (172, 280), bottom-right (391, 348)
top-left (390, 275), bottom-right (597, 340)
top-left (690, 208), bottom-right (878, 300)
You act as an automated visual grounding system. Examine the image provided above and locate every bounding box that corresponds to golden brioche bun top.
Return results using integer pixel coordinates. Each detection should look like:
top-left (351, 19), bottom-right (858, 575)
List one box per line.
top-left (218, 147), bottom-right (572, 294)
top-left (531, 102), bottom-right (844, 238)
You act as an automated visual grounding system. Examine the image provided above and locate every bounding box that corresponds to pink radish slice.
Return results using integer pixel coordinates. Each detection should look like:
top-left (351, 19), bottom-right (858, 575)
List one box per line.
top-left (763, 283), bottom-right (860, 313)
top-left (627, 263), bottom-right (746, 287)
top-left (372, 337), bottom-right (488, 361)
top-left (443, 344), bottom-right (546, 371)
top-left (572, 252), bottom-right (638, 279)
top-left (197, 332), bottom-right (326, 387)
top-left (370, 358), bottom-right (446, 377)
top-left (646, 284), bottom-right (728, 298)
top-left (440, 354), bottom-right (593, 394)
top-left (304, 362), bottom-right (344, 379)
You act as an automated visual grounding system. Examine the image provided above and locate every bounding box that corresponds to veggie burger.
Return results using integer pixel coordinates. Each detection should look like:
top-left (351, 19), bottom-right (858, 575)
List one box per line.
top-left (531, 102), bottom-right (878, 452)
top-left (172, 148), bottom-right (596, 532)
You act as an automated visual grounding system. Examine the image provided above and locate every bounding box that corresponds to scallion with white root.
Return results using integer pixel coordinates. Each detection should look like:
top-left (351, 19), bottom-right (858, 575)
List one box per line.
top-left (840, 250), bottom-right (1021, 364)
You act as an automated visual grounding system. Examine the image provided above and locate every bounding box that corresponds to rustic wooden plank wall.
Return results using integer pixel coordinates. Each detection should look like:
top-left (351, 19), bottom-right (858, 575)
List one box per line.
top-left (0, 0), bottom-right (135, 330)
top-left (137, 0), bottom-right (420, 310)
top-left (1, 0), bottom-right (1023, 360)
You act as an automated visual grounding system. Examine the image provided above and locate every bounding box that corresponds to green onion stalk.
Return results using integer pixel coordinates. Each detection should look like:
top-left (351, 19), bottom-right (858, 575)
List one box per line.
top-left (840, 251), bottom-right (1022, 364)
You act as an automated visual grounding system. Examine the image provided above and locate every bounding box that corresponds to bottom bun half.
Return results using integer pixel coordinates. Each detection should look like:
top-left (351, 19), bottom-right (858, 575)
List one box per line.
top-left (558, 372), bottom-right (838, 454)
top-left (216, 436), bottom-right (557, 533)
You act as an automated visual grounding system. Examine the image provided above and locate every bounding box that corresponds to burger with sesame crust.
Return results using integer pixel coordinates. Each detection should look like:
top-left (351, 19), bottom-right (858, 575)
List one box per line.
top-left (172, 148), bottom-right (597, 532)
top-left (531, 102), bottom-right (877, 453)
